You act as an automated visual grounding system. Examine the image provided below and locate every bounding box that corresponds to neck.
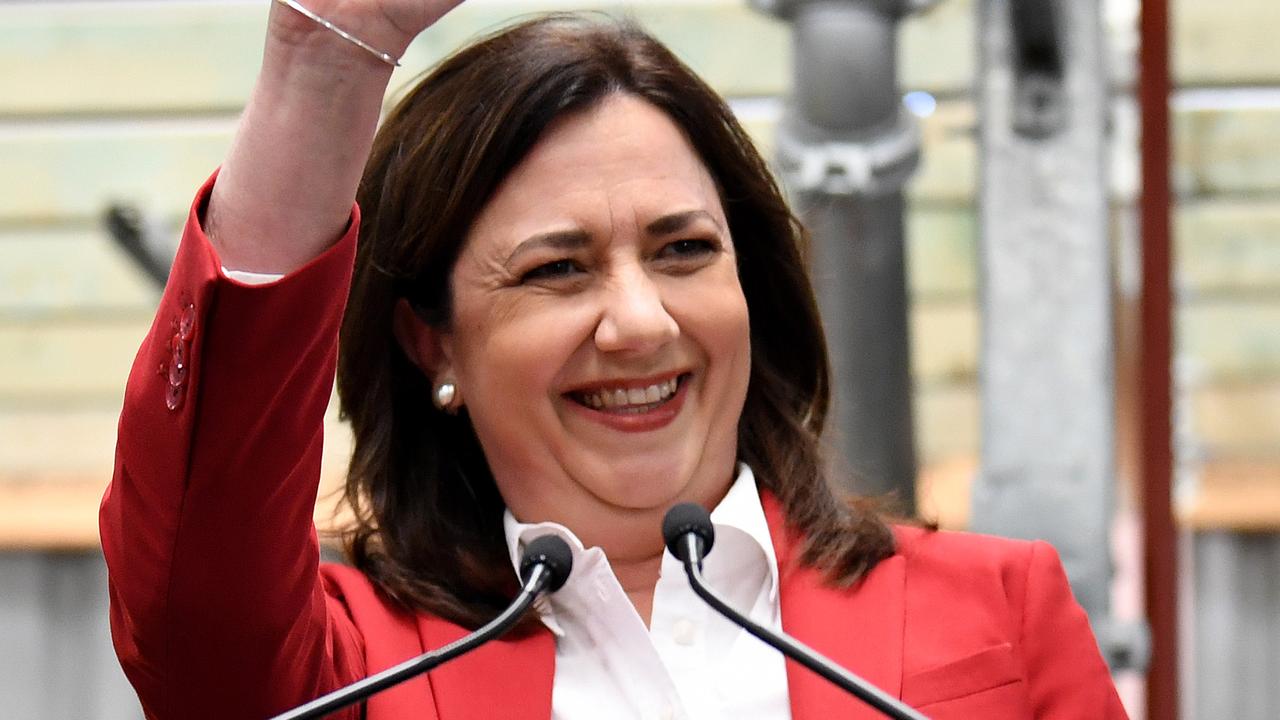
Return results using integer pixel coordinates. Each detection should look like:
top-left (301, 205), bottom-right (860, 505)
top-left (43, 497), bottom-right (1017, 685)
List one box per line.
top-left (609, 550), bottom-right (665, 625)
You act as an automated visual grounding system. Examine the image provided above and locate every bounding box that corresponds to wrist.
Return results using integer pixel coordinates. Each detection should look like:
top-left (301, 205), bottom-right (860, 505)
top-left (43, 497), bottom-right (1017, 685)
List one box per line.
top-left (266, 0), bottom-right (413, 75)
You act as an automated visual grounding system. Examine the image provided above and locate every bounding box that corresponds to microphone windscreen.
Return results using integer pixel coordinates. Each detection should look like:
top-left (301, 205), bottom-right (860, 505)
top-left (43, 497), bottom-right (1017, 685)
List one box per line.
top-left (520, 535), bottom-right (574, 592)
top-left (662, 502), bottom-right (716, 562)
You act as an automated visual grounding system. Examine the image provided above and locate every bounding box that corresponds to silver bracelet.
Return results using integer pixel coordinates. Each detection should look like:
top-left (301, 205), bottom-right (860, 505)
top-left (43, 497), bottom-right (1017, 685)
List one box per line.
top-left (274, 0), bottom-right (402, 67)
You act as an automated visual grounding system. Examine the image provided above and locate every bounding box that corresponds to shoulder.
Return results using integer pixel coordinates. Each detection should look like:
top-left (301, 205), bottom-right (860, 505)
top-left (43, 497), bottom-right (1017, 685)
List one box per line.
top-left (321, 562), bottom-right (383, 606)
top-left (889, 525), bottom-right (1072, 639)
top-left (880, 528), bottom-right (1125, 715)
top-left (319, 563), bottom-right (484, 653)
top-left (891, 523), bottom-right (1063, 584)
top-left (320, 563), bottom-right (426, 656)
top-left (894, 523), bottom-right (1036, 558)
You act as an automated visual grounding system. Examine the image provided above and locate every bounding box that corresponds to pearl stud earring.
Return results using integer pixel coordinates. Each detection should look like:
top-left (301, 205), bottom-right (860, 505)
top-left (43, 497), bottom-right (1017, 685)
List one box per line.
top-left (433, 382), bottom-right (457, 411)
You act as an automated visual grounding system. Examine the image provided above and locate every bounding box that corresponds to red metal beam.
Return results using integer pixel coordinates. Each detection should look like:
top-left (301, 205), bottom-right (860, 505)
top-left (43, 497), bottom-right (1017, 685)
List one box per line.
top-left (1138, 0), bottom-right (1178, 718)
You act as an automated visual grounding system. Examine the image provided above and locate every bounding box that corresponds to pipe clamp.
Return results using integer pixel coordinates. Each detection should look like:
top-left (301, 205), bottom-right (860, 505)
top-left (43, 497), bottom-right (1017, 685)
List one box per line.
top-left (775, 110), bottom-right (921, 196)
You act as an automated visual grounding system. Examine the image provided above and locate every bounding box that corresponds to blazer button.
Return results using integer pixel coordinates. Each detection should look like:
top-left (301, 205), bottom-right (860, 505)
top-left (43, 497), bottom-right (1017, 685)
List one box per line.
top-left (165, 382), bottom-right (184, 411)
top-left (165, 330), bottom-right (189, 412)
top-left (178, 303), bottom-right (196, 342)
top-left (168, 334), bottom-right (188, 388)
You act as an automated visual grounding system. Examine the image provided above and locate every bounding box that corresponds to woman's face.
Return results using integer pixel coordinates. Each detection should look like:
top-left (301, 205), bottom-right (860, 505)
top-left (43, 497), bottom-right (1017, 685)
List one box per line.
top-left (430, 93), bottom-right (751, 558)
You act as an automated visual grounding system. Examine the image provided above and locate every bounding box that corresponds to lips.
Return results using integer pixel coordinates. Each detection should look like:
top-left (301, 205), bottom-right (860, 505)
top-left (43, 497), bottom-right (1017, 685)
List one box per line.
top-left (566, 373), bottom-right (688, 414)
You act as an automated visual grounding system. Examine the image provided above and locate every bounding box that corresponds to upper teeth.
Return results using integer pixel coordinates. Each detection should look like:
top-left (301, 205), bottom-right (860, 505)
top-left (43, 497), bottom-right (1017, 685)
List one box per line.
top-left (580, 378), bottom-right (679, 410)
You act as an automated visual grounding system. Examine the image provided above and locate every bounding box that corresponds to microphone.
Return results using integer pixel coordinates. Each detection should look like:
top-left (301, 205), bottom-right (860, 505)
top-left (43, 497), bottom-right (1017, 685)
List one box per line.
top-left (661, 504), bottom-right (930, 720)
top-left (271, 534), bottom-right (573, 720)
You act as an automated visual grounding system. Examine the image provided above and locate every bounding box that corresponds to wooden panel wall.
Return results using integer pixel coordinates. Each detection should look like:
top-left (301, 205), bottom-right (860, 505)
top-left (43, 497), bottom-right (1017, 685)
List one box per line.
top-left (1, 0), bottom-right (1276, 546)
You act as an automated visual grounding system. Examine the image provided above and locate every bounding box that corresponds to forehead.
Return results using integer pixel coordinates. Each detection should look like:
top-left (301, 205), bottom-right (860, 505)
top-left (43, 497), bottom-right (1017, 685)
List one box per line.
top-left (463, 93), bottom-right (727, 252)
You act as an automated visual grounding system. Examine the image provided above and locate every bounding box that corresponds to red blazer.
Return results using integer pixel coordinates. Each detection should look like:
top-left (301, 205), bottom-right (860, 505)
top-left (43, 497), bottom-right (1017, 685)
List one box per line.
top-left (101, 178), bottom-right (1127, 720)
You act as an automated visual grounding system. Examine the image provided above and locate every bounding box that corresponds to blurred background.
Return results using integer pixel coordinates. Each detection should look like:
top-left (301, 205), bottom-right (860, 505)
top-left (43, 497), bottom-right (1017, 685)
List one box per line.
top-left (0, 0), bottom-right (1276, 718)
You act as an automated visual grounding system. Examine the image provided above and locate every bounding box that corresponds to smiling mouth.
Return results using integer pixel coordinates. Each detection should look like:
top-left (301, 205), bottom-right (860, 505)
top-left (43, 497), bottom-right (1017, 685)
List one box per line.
top-left (568, 374), bottom-right (688, 414)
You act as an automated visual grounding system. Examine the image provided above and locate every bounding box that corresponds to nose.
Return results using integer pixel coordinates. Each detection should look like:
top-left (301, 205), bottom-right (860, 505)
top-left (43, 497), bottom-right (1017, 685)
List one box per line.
top-left (594, 267), bottom-right (679, 355)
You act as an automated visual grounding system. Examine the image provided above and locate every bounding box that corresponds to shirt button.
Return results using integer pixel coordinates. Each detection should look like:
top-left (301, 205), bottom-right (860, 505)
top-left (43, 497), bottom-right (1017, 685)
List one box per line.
top-left (657, 703), bottom-right (675, 720)
top-left (672, 618), bottom-right (698, 646)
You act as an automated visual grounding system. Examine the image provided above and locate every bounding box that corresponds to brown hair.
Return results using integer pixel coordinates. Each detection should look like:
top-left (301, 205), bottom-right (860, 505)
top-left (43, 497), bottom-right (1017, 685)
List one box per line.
top-left (337, 13), bottom-right (894, 628)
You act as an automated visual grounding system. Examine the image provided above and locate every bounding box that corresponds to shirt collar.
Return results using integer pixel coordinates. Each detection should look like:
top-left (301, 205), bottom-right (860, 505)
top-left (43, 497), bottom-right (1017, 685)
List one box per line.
top-left (502, 463), bottom-right (780, 634)
top-left (707, 463), bottom-right (780, 602)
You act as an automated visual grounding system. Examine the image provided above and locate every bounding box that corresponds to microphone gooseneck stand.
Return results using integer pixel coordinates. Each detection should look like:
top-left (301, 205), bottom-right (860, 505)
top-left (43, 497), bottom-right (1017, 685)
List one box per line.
top-left (662, 503), bottom-right (931, 720)
top-left (271, 535), bottom-right (573, 720)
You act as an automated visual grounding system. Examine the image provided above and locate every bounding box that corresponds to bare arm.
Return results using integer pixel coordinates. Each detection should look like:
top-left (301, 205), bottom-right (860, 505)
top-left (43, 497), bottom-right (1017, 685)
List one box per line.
top-left (208, 0), bottom-right (464, 274)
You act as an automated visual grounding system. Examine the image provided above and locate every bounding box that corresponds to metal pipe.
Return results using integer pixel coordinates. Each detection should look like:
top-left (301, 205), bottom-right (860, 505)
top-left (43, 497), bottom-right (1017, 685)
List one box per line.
top-left (752, 0), bottom-right (930, 512)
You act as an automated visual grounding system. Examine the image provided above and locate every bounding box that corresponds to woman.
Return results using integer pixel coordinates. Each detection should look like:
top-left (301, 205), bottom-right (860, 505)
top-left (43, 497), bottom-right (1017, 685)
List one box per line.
top-left (100, 1), bottom-right (1128, 718)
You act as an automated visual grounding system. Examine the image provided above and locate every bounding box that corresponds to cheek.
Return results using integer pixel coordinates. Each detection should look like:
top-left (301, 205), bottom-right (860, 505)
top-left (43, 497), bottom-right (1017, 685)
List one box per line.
top-left (711, 301), bottom-right (751, 374)
top-left (676, 273), bottom-right (752, 382)
top-left (709, 267), bottom-right (751, 343)
top-left (721, 302), bottom-right (753, 398)
top-left (451, 300), bottom-right (594, 403)
top-left (447, 306), bottom-right (591, 483)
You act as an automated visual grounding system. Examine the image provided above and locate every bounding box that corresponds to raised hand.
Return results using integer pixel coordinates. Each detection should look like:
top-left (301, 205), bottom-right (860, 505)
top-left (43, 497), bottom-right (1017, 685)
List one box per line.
top-left (207, 0), bottom-right (468, 275)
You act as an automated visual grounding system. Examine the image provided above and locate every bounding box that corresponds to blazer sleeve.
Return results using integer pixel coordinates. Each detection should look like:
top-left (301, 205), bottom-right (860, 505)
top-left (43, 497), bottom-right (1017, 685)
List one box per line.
top-left (1019, 541), bottom-right (1129, 719)
top-left (99, 173), bottom-right (367, 719)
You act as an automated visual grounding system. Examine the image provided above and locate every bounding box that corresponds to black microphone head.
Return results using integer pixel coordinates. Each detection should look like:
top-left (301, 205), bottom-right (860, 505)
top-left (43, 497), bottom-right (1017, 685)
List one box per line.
top-left (519, 534), bottom-right (573, 592)
top-left (662, 502), bottom-right (715, 563)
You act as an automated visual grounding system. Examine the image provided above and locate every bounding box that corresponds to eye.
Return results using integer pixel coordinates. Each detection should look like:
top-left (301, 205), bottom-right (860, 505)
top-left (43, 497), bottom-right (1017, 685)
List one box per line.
top-left (658, 238), bottom-right (718, 259)
top-left (520, 258), bottom-right (583, 283)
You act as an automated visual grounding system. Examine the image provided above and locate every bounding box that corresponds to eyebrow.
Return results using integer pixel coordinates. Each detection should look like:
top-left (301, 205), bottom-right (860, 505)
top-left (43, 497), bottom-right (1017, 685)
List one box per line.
top-left (645, 209), bottom-right (723, 236)
top-left (505, 229), bottom-right (591, 267)
top-left (504, 210), bottom-right (723, 266)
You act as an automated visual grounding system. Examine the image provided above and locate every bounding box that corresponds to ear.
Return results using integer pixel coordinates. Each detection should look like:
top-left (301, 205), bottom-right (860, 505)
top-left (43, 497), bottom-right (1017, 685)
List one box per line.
top-left (392, 298), bottom-right (456, 383)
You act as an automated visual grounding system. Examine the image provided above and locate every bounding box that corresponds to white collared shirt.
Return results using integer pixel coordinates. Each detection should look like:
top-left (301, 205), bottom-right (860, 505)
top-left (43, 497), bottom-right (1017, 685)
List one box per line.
top-left (503, 465), bottom-right (792, 720)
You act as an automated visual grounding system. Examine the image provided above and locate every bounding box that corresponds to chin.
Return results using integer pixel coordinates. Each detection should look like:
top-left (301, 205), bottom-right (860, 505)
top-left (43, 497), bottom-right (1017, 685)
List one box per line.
top-left (593, 453), bottom-right (721, 511)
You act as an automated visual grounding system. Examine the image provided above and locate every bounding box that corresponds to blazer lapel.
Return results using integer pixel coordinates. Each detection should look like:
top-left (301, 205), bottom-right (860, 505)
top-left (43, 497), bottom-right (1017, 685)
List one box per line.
top-left (763, 495), bottom-right (906, 720)
top-left (416, 614), bottom-right (555, 720)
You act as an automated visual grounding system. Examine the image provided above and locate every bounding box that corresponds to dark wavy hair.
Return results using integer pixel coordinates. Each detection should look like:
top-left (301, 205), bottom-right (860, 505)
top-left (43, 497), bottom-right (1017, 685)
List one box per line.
top-left (336, 13), bottom-right (894, 628)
